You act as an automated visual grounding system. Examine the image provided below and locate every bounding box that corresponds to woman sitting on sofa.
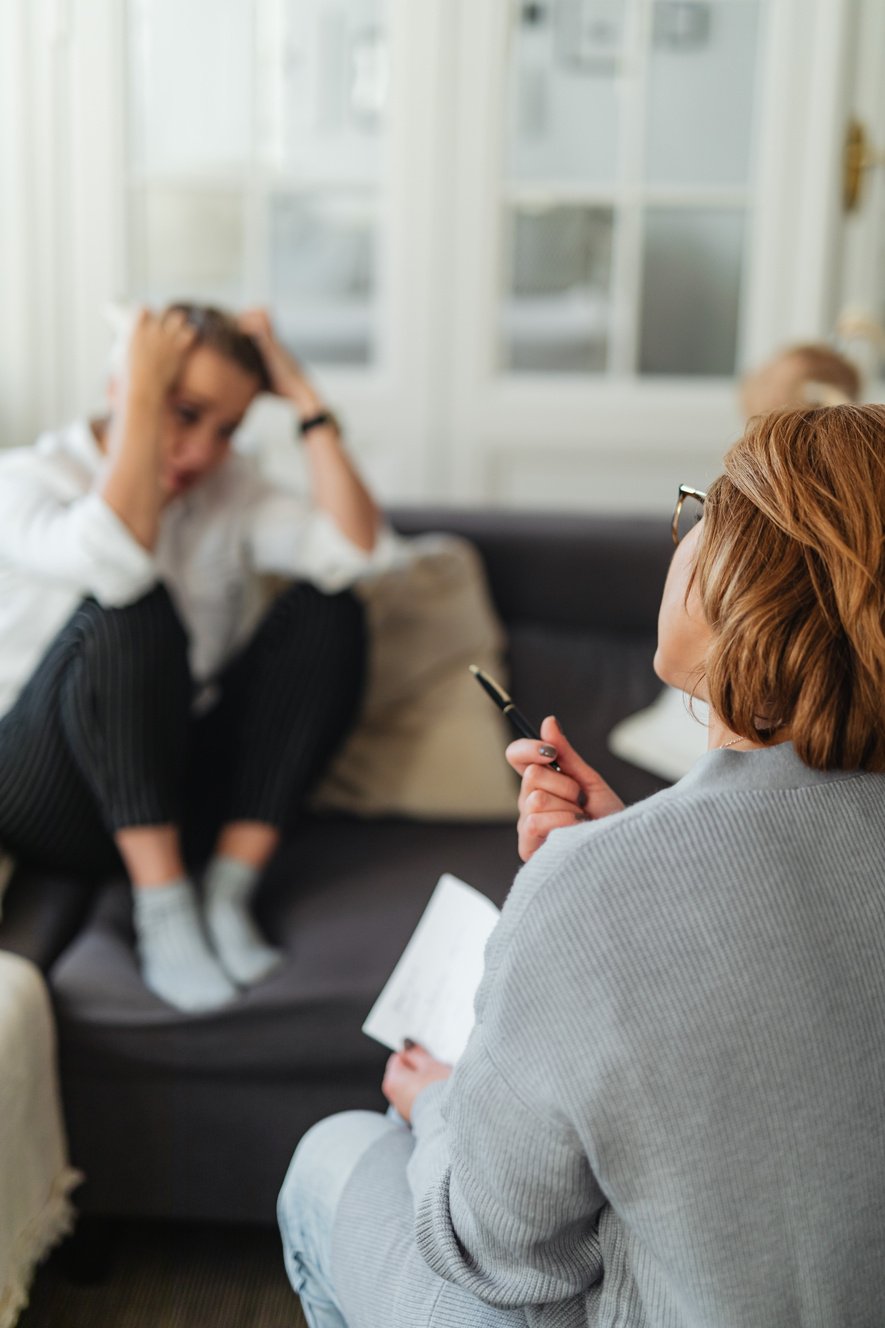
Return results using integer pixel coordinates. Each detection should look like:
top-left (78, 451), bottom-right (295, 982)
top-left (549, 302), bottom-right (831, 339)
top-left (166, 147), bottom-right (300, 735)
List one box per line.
top-left (0, 304), bottom-right (393, 1012)
top-left (279, 403), bottom-right (885, 1326)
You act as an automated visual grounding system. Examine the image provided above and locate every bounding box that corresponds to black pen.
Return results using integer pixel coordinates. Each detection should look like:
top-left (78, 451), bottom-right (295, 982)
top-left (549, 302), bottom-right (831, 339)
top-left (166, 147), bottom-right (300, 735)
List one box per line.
top-left (469, 665), bottom-right (562, 772)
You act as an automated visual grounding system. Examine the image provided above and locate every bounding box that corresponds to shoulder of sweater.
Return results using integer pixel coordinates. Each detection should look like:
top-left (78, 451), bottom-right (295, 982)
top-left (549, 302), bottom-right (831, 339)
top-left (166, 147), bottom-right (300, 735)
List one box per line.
top-left (502, 761), bottom-right (875, 949)
top-left (523, 780), bottom-right (688, 879)
top-left (528, 757), bottom-right (867, 878)
top-left (498, 776), bottom-right (762, 942)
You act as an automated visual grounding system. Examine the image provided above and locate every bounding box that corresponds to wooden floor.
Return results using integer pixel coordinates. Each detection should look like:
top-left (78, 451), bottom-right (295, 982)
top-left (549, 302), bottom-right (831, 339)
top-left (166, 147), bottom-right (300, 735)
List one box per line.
top-left (18, 1219), bottom-right (307, 1328)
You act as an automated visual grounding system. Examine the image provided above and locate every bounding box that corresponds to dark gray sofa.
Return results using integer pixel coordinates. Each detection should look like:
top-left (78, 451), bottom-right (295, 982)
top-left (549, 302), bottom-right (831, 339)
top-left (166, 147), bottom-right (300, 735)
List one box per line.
top-left (0, 510), bottom-right (671, 1226)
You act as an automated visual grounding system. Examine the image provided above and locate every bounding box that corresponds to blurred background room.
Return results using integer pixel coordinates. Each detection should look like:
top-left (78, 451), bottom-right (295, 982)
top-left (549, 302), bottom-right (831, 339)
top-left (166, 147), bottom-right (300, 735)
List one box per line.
top-left (0, 0), bottom-right (883, 514)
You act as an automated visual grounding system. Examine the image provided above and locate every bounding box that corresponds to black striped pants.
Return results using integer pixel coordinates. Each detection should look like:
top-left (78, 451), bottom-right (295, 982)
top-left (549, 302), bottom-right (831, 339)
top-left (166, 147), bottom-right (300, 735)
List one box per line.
top-left (0, 583), bottom-right (366, 876)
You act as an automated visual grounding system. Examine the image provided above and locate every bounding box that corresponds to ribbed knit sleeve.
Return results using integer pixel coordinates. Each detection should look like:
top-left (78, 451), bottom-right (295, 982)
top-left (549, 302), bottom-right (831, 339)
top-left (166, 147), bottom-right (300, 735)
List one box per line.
top-left (412, 832), bottom-right (610, 1310)
top-left (407, 1080), bottom-right (450, 1204)
top-left (416, 1038), bottom-right (605, 1308)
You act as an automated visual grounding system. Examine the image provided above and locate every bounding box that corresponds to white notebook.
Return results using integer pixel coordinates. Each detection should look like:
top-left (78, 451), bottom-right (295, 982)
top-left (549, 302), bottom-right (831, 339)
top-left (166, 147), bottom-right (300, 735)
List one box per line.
top-left (363, 873), bottom-right (501, 1064)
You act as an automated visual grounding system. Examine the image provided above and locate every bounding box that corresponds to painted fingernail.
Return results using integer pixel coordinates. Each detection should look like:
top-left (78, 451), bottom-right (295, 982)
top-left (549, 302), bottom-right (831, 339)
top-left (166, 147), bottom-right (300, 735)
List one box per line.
top-left (403, 1038), bottom-right (416, 1050)
top-left (574, 811), bottom-right (589, 822)
top-left (538, 744), bottom-right (557, 759)
top-left (577, 789), bottom-right (588, 808)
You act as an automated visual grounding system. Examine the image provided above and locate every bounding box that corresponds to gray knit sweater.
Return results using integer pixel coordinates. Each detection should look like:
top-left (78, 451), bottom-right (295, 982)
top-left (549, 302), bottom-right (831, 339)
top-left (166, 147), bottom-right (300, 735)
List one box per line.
top-left (331, 744), bottom-right (885, 1327)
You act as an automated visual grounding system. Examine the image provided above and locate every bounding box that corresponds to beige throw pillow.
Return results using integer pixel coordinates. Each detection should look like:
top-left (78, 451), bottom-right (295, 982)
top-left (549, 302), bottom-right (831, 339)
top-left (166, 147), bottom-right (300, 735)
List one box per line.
top-left (311, 534), bottom-right (519, 820)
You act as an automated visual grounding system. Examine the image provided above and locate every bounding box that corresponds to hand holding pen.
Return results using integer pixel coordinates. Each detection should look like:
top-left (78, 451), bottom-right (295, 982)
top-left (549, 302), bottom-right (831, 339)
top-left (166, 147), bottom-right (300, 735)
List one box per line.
top-left (507, 715), bottom-right (626, 863)
top-left (469, 666), bottom-right (626, 863)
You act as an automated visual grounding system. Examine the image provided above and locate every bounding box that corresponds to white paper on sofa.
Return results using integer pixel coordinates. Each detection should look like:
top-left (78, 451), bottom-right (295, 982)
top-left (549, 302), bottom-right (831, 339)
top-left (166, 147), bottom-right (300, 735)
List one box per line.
top-left (362, 873), bottom-right (501, 1065)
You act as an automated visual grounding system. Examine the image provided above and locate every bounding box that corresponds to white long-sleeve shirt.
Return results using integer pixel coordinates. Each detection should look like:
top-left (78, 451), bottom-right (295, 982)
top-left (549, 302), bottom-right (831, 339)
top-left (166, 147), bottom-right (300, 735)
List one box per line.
top-left (0, 420), bottom-right (397, 720)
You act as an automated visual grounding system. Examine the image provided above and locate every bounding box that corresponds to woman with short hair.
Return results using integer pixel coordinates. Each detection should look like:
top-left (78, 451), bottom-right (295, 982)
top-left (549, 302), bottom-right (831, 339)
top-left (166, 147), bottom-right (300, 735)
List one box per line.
top-left (279, 403), bottom-right (885, 1327)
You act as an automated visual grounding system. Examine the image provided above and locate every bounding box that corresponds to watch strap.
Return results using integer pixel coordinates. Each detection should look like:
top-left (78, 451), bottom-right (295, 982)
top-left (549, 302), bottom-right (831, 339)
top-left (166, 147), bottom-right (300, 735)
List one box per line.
top-left (299, 410), bottom-right (338, 437)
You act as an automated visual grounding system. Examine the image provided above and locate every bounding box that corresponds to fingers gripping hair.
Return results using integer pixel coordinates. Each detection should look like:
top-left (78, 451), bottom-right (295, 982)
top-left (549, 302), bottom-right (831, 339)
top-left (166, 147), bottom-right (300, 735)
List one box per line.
top-left (105, 300), bottom-right (273, 392)
top-left (165, 302), bottom-right (273, 392)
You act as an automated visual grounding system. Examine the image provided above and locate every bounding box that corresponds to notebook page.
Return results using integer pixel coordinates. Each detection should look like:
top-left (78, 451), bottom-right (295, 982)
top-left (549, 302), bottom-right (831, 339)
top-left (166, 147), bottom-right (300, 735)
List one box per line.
top-left (363, 873), bottom-right (501, 1064)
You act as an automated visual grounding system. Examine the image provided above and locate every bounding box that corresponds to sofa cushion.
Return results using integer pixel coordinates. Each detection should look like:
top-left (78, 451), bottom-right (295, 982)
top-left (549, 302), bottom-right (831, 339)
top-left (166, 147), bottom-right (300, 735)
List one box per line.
top-left (49, 817), bottom-right (520, 1081)
top-left (51, 816), bottom-right (521, 1223)
top-left (312, 534), bottom-right (518, 821)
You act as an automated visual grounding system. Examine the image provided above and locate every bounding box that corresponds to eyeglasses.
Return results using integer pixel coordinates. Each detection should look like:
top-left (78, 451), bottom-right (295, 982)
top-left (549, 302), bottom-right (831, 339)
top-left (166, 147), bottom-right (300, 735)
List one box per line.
top-left (672, 484), bottom-right (707, 547)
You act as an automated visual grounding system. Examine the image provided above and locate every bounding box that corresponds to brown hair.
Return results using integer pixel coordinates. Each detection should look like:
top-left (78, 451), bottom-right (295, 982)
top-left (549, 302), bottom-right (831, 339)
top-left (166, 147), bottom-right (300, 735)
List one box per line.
top-left (166, 302), bottom-right (272, 393)
top-left (695, 404), bottom-right (885, 771)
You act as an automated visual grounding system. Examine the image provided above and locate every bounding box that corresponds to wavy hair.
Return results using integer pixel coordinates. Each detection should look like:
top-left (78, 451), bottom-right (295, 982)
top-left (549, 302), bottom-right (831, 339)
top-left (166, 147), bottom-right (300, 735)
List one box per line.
top-left (695, 404), bottom-right (885, 771)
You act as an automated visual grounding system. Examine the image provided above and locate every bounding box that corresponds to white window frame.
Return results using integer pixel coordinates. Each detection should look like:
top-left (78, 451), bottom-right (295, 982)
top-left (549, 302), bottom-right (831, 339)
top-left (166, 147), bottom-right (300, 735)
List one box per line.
top-left (1, 0), bottom-right (864, 514)
top-left (443, 0), bottom-right (858, 509)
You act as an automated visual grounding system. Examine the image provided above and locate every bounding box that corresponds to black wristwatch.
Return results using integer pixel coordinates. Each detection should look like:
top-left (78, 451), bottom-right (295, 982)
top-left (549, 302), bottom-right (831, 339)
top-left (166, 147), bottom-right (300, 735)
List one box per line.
top-left (299, 410), bottom-right (339, 438)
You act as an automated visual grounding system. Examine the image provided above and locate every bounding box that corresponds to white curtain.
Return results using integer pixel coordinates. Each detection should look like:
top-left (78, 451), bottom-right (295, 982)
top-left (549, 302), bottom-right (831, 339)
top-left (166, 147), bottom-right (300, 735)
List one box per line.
top-left (0, 0), bottom-right (117, 453)
top-left (0, 0), bottom-right (39, 451)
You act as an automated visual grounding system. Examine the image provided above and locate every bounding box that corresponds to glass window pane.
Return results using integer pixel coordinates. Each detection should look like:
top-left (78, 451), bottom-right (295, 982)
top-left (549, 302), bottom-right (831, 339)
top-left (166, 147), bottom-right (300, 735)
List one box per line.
top-left (502, 205), bottom-right (614, 373)
top-left (646, 1), bottom-right (762, 188)
top-left (505, 1), bottom-right (623, 185)
top-left (639, 207), bottom-right (745, 375)
top-left (270, 192), bottom-right (376, 366)
top-left (128, 0), bottom-right (254, 175)
top-left (260, 0), bottom-right (388, 182)
top-left (130, 188), bottom-right (246, 308)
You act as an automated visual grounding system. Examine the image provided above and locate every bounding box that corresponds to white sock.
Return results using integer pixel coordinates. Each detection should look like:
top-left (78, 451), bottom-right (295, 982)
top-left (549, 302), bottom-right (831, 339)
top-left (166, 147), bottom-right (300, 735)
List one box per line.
top-left (203, 856), bottom-right (284, 986)
top-left (132, 878), bottom-right (237, 1012)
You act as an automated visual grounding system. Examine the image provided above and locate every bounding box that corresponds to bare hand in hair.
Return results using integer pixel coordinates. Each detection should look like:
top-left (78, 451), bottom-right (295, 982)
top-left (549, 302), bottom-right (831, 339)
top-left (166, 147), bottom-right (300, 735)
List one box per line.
top-left (239, 308), bottom-right (379, 551)
top-left (121, 307), bottom-right (198, 408)
top-left (237, 309), bottom-right (323, 417)
top-left (101, 309), bottom-right (197, 551)
top-left (507, 716), bottom-right (625, 862)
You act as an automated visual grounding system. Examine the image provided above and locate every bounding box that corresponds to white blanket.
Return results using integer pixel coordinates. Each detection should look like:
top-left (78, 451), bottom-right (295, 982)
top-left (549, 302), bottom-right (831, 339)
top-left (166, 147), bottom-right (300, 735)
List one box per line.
top-left (0, 952), bottom-right (81, 1328)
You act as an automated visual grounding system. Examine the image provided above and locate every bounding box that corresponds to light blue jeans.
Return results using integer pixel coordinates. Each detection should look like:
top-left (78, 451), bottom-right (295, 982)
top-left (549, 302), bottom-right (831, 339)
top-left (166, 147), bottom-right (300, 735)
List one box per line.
top-left (277, 1109), bottom-right (407, 1328)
